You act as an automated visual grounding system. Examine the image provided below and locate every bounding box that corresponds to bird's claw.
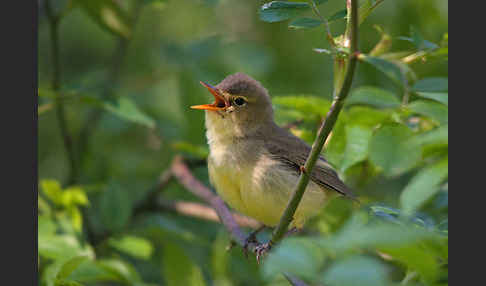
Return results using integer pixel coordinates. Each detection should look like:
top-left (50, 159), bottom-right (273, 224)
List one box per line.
top-left (254, 242), bottom-right (272, 264)
top-left (243, 233), bottom-right (259, 258)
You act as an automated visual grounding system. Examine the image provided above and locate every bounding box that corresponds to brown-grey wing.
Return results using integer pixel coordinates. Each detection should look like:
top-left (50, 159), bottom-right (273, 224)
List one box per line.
top-left (264, 128), bottom-right (356, 199)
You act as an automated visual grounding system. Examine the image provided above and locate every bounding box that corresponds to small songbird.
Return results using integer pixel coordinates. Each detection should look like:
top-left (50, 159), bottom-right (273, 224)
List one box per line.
top-left (191, 73), bottom-right (354, 231)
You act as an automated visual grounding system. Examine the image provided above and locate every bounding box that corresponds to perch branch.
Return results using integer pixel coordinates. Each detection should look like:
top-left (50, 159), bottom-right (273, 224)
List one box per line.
top-left (169, 156), bottom-right (308, 286)
top-left (270, 0), bottom-right (359, 246)
top-left (154, 199), bottom-right (261, 229)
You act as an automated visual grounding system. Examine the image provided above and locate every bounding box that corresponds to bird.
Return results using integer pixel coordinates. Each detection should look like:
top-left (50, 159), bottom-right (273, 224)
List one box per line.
top-left (191, 73), bottom-right (355, 241)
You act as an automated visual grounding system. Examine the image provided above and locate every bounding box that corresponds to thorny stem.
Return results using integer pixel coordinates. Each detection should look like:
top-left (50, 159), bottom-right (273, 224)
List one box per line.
top-left (44, 0), bottom-right (78, 185)
top-left (270, 0), bottom-right (359, 246)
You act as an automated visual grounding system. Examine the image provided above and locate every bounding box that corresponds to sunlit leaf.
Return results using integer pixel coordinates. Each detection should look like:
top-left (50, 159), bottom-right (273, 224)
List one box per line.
top-left (409, 125), bottom-right (448, 147)
top-left (259, 1), bottom-right (310, 23)
top-left (340, 125), bottom-right (372, 172)
top-left (408, 100), bottom-right (448, 124)
top-left (400, 157), bottom-right (448, 215)
top-left (162, 241), bottom-right (207, 286)
top-left (369, 124), bottom-right (421, 176)
top-left (288, 17), bottom-right (322, 29)
top-left (347, 86), bottom-right (400, 109)
top-left (39, 234), bottom-right (94, 261)
top-left (108, 235), bottom-right (154, 260)
top-left (41, 179), bottom-right (63, 206)
top-left (273, 95), bottom-right (332, 116)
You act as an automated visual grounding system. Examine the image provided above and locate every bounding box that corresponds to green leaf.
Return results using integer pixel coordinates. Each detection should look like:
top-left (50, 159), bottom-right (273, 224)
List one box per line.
top-left (347, 86), bottom-right (401, 109)
top-left (400, 157), bottom-right (448, 215)
top-left (408, 100), bottom-right (448, 124)
top-left (314, 0), bottom-right (329, 4)
top-left (263, 237), bottom-right (324, 280)
top-left (321, 255), bottom-right (390, 286)
top-left (108, 235), bottom-right (154, 260)
top-left (288, 17), bottom-right (322, 29)
top-left (56, 256), bottom-right (90, 282)
top-left (73, 0), bottom-right (132, 38)
top-left (380, 244), bottom-right (439, 283)
top-left (360, 55), bottom-right (406, 87)
top-left (171, 141), bottom-right (209, 159)
top-left (66, 260), bottom-right (122, 284)
top-left (273, 95), bottom-right (332, 116)
top-left (409, 125), bottom-right (448, 147)
top-left (415, 92), bottom-right (448, 105)
top-left (39, 234), bottom-right (94, 261)
top-left (41, 179), bottom-right (63, 205)
top-left (358, 0), bottom-right (386, 25)
top-left (346, 106), bottom-right (392, 128)
top-left (162, 241), bottom-right (207, 286)
top-left (326, 213), bottom-right (436, 252)
top-left (97, 259), bottom-right (143, 284)
top-left (99, 183), bottom-right (132, 232)
top-left (61, 187), bottom-right (89, 207)
top-left (369, 124), bottom-right (421, 176)
top-left (399, 27), bottom-right (439, 51)
top-left (259, 1), bottom-right (310, 23)
top-left (328, 9), bottom-right (347, 22)
top-left (104, 97), bottom-right (156, 128)
top-left (412, 77), bottom-right (448, 92)
top-left (340, 126), bottom-right (372, 172)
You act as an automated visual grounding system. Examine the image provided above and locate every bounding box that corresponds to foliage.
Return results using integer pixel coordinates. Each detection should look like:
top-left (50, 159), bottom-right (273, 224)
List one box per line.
top-left (38, 0), bottom-right (448, 285)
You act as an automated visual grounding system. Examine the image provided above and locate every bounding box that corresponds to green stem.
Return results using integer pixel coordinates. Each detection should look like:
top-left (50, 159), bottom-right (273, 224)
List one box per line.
top-left (45, 0), bottom-right (78, 185)
top-left (270, 0), bottom-right (359, 246)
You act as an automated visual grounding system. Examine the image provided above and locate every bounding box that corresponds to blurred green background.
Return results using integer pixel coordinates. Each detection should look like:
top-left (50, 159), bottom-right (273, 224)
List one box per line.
top-left (38, 0), bottom-right (448, 285)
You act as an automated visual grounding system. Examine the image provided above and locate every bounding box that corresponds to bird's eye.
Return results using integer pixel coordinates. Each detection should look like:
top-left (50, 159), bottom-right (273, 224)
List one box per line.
top-left (233, 97), bottom-right (247, 106)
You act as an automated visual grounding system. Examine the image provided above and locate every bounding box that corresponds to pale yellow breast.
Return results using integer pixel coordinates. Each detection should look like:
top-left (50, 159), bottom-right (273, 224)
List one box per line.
top-left (205, 111), bottom-right (329, 228)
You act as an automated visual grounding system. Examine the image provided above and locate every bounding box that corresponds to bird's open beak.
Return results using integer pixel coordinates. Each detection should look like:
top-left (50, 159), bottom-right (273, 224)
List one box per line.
top-left (191, 81), bottom-right (229, 111)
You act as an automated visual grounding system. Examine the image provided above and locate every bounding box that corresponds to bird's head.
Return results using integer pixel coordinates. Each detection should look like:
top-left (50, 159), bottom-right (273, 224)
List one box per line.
top-left (191, 73), bottom-right (274, 138)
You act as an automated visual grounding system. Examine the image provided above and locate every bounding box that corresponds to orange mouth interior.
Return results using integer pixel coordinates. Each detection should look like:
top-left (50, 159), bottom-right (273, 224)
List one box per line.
top-left (191, 82), bottom-right (228, 111)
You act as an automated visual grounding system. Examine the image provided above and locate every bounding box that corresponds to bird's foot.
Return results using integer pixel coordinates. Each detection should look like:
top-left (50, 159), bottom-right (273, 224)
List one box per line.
top-left (254, 241), bottom-right (272, 264)
top-left (243, 233), bottom-right (259, 258)
top-left (300, 165), bottom-right (306, 174)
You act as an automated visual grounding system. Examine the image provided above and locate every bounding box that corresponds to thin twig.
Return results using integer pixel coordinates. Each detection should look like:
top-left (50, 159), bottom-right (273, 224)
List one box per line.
top-left (309, 0), bottom-right (336, 49)
top-left (152, 199), bottom-right (261, 229)
top-left (269, 0), bottom-right (359, 246)
top-left (44, 0), bottom-right (78, 185)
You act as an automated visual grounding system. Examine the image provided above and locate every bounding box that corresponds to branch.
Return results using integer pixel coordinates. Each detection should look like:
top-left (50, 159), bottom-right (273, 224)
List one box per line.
top-left (170, 156), bottom-right (257, 249)
top-left (44, 0), bottom-right (78, 185)
top-left (152, 199), bottom-right (261, 229)
top-left (169, 156), bottom-right (308, 286)
top-left (269, 0), bottom-right (359, 246)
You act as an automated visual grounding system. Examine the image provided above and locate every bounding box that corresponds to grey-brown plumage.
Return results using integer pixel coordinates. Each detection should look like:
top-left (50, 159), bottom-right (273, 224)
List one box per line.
top-left (193, 72), bottom-right (355, 227)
